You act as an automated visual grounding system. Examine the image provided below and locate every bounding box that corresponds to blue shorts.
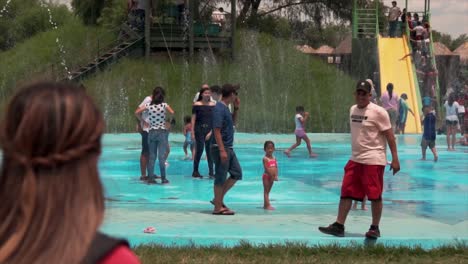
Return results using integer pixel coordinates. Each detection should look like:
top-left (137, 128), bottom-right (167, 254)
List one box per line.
top-left (211, 147), bottom-right (242, 186)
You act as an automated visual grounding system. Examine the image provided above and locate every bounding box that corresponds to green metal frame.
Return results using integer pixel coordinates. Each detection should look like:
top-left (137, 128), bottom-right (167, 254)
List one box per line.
top-left (403, 0), bottom-right (440, 116)
top-left (425, 12), bottom-right (441, 113)
top-left (375, 1), bottom-right (379, 36)
top-left (404, 20), bottom-right (423, 113)
top-left (352, 0), bottom-right (380, 38)
top-left (352, 0), bottom-right (357, 39)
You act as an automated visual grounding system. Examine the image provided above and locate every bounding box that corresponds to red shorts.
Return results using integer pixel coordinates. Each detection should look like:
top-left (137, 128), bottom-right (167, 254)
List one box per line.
top-left (340, 160), bottom-right (385, 201)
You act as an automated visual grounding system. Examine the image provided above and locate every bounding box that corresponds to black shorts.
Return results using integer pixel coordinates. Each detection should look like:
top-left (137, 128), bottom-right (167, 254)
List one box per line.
top-left (446, 120), bottom-right (458, 126)
top-left (421, 138), bottom-right (435, 149)
top-left (141, 131), bottom-right (149, 155)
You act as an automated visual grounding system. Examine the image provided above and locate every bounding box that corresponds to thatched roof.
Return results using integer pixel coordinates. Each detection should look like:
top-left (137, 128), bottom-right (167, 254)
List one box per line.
top-left (315, 45), bottom-right (335, 54)
top-left (334, 35), bottom-right (352, 54)
top-left (295, 44), bottom-right (316, 54)
top-left (433, 42), bottom-right (453, 56)
top-left (454, 42), bottom-right (468, 64)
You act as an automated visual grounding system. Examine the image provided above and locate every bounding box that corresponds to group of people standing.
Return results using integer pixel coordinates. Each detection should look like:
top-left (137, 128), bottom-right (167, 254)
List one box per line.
top-left (374, 81), bottom-right (414, 135)
top-left (132, 78), bottom-right (404, 239)
top-left (135, 83), bottom-right (249, 215)
top-left (374, 78), bottom-right (465, 161)
top-left (388, 1), bottom-right (431, 42)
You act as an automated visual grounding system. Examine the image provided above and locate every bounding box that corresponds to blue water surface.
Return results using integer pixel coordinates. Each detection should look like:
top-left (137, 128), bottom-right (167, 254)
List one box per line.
top-left (100, 133), bottom-right (468, 249)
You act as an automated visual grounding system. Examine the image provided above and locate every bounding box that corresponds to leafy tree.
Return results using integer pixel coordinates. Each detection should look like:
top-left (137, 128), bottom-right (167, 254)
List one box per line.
top-left (71, 0), bottom-right (106, 25)
top-left (450, 34), bottom-right (467, 51)
top-left (432, 30), bottom-right (452, 49)
top-left (0, 0), bottom-right (70, 51)
top-left (98, 0), bottom-right (127, 29)
top-left (432, 31), bottom-right (467, 51)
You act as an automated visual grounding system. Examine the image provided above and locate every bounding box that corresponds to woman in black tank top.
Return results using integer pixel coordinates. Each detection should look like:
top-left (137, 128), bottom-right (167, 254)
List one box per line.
top-left (191, 87), bottom-right (216, 178)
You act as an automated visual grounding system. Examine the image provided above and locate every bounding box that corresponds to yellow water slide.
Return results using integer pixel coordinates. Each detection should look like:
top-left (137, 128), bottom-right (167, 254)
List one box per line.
top-left (378, 35), bottom-right (422, 133)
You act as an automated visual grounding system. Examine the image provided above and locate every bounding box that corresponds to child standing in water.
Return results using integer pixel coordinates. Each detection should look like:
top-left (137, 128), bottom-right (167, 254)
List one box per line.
top-left (263, 141), bottom-right (278, 210)
top-left (421, 105), bottom-right (438, 161)
top-left (284, 106), bottom-right (318, 158)
top-left (183, 116), bottom-right (194, 160)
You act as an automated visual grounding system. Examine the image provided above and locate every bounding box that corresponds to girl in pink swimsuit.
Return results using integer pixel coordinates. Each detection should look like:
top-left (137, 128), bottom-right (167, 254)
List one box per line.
top-left (262, 141), bottom-right (278, 210)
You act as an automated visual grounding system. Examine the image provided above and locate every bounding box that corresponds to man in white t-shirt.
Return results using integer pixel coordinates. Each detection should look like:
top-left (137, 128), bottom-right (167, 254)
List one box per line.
top-left (388, 1), bottom-right (402, 37)
top-left (319, 80), bottom-right (400, 239)
top-left (136, 94), bottom-right (152, 180)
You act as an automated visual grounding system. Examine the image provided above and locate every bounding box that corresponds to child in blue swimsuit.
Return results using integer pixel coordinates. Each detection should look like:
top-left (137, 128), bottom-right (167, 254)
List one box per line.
top-left (183, 116), bottom-right (194, 160)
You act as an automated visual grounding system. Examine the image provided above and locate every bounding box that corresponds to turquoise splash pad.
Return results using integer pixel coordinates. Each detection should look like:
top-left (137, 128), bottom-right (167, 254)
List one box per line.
top-left (100, 133), bottom-right (468, 249)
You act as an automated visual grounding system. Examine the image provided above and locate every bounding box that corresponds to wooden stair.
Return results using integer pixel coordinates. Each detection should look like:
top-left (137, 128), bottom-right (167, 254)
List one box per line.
top-left (65, 26), bottom-right (143, 82)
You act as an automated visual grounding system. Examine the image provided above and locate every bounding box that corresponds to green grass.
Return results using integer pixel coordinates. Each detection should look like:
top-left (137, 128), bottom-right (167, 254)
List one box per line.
top-left (82, 30), bottom-right (356, 133)
top-left (0, 24), bottom-right (356, 133)
top-left (0, 17), bottom-right (116, 108)
top-left (133, 242), bottom-right (468, 264)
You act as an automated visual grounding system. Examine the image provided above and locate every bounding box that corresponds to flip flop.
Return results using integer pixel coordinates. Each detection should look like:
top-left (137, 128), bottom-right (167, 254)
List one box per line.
top-left (143, 226), bottom-right (156, 233)
top-left (210, 200), bottom-right (228, 209)
top-left (212, 209), bottom-right (235, 215)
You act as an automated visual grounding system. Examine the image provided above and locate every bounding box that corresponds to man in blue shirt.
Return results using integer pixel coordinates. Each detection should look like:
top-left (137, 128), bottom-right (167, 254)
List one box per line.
top-left (211, 84), bottom-right (241, 215)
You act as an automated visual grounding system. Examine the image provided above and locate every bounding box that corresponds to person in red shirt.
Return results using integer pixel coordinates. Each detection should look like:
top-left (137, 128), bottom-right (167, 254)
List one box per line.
top-left (0, 82), bottom-right (139, 263)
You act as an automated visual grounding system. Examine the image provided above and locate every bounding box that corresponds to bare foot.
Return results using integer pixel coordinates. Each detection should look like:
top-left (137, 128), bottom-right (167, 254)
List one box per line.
top-left (309, 152), bottom-right (318, 158)
top-left (283, 150), bottom-right (291, 157)
top-left (434, 155), bottom-right (438, 162)
top-left (361, 207), bottom-right (368, 211)
top-left (263, 206), bottom-right (275, 210)
top-left (420, 157), bottom-right (426, 160)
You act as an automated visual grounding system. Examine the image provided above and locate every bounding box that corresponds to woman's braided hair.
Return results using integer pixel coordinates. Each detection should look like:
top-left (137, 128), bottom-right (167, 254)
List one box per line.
top-left (0, 81), bottom-right (105, 263)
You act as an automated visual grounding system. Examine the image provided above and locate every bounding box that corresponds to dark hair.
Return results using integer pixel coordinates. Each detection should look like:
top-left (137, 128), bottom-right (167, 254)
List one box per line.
top-left (448, 93), bottom-right (455, 106)
top-left (392, 1), bottom-right (397, 4)
top-left (296, 106), bottom-right (304, 113)
top-left (401, 93), bottom-right (408, 99)
top-left (0, 82), bottom-right (104, 263)
top-left (417, 21), bottom-right (422, 26)
top-left (386, 83), bottom-right (394, 100)
top-left (184, 115), bottom-right (191, 124)
top-left (197, 87), bottom-right (211, 101)
top-left (264, 140), bottom-right (275, 150)
top-left (151, 86), bottom-right (165, 105)
top-left (221, 83), bottom-right (238, 98)
top-left (210, 85), bottom-right (221, 94)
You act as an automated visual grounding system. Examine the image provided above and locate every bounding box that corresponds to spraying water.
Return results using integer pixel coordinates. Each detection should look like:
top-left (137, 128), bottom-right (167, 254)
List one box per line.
top-left (38, 0), bottom-right (71, 79)
top-left (0, 0), bottom-right (11, 17)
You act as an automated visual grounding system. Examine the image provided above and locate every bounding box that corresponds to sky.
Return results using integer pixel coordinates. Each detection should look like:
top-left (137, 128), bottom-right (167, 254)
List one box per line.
top-left (53, 0), bottom-right (467, 37)
top-left (383, 0), bottom-right (467, 37)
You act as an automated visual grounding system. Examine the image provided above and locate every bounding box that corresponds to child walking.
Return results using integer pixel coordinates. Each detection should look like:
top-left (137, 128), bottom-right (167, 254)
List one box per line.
top-left (183, 116), bottom-right (194, 160)
top-left (263, 141), bottom-right (278, 210)
top-left (352, 196), bottom-right (368, 210)
top-left (421, 105), bottom-right (438, 161)
top-left (284, 106), bottom-right (318, 158)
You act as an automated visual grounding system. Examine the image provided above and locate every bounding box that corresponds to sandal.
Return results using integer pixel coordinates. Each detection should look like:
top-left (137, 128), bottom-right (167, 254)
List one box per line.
top-left (212, 209), bottom-right (235, 215)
